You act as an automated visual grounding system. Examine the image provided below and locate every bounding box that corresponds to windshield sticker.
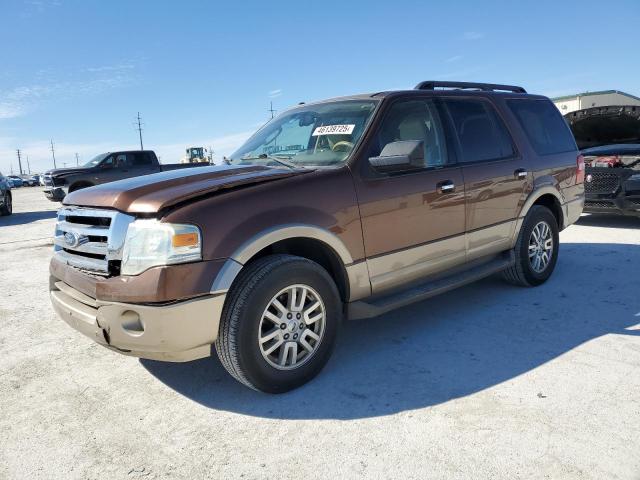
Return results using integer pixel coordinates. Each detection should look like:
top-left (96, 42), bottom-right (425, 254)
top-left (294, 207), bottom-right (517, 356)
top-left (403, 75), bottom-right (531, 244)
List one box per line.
top-left (312, 124), bottom-right (355, 136)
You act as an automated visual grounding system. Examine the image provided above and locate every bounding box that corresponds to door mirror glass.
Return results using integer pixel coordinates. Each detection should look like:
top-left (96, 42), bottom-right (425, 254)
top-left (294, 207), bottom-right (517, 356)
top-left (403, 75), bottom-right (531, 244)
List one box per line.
top-left (369, 140), bottom-right (424, 173)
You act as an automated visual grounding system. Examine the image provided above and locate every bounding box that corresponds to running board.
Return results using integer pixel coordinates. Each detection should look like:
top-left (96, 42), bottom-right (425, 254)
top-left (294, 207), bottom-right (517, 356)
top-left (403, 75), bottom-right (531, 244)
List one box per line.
top-left (347, 251), bottom-right (515, 320)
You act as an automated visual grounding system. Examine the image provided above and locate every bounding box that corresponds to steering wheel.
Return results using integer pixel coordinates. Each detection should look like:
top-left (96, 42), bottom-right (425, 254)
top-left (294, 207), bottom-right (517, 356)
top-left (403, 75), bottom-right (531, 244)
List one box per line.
top-left (331, 141), bottom-right (354, 153)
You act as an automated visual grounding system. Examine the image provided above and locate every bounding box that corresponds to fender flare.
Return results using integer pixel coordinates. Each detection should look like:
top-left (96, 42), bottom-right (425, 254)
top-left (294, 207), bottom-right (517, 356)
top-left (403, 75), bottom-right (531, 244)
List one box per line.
top-left (510, 186), bottom-right (564, 247)
top-left (210, 224), bottom-right (360, 295)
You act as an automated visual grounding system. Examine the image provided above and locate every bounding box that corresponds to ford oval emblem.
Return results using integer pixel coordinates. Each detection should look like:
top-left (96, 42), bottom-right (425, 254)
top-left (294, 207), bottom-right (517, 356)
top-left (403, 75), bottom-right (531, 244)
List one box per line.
top-left (64, 231), bottom-right (78, 247)
top-left (586, 174), bottom-right (593, 183)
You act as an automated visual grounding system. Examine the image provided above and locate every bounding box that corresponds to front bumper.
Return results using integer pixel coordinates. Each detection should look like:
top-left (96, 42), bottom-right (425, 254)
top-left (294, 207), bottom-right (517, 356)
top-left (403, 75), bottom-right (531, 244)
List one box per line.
top-left (50, 279), bottom-right (225, 362)
top-left (584, 177), bottom-right (640, 217)
top-left (44, 186), bottom-right (67, 202)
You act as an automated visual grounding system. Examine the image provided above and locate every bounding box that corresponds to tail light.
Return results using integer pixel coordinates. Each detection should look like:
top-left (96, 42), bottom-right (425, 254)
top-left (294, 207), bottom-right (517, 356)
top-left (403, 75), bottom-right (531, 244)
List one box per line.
top-left (576, 154), bottom-right (585, 184)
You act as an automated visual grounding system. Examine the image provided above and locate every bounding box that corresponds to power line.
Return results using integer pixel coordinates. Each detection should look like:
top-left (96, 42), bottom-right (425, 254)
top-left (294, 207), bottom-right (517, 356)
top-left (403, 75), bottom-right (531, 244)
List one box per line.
top-left (16, 149), bottom-right (23, 175)
top-left (50, 140), bottom-right (57, 169)
top-left (136, 112), bottom-right (144, 150)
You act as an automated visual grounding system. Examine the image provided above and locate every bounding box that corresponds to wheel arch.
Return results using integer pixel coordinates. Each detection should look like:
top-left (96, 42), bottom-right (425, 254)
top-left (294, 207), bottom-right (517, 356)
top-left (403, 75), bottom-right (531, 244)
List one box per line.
top-left (210, 225), bottom-right (371, 302)
top-left (511, 187), bottom-right (565, 247)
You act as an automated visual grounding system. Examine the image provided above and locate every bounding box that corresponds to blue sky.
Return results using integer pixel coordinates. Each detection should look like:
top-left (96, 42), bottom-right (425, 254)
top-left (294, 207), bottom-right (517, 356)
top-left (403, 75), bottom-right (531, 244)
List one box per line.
top-left (1, 0), bottom-right (639, 173)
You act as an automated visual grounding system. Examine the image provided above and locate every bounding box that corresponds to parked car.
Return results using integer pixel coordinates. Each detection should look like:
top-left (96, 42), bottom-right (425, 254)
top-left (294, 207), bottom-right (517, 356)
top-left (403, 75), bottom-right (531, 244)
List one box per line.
top-left (43, 150), bottom-right (210, 202)
top-left (21, 175), bottom-right (38, 186)
top-left (7, 176), bottom-right (23, 188)
top-left (49, 81), bottom-right (584, 392)
top-left (0, 172), bottom-right (12, 216)
top-left (564, 105), bottom-right (640, 217)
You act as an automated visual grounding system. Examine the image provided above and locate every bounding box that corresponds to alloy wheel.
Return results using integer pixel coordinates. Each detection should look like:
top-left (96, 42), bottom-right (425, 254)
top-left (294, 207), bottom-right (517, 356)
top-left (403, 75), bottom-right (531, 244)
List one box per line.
top-left (258, 284), bottom-right (326, 370)
top-left (528, 221), bottom-right (553, 273)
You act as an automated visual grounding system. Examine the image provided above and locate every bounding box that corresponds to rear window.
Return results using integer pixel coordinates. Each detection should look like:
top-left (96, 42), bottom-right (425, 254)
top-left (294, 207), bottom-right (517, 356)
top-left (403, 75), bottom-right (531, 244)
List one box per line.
top-left (443, 98), bottom-right (515, 163)
top-left (507, 99), bottom-right (576, 155)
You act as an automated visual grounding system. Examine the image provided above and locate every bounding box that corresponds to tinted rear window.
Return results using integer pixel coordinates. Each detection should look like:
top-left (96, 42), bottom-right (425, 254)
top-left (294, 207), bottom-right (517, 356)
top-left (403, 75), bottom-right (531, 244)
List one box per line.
top-left (507, 99), bottom-right (576, 155)
top-left (443, 98), bottom-right (515, 163)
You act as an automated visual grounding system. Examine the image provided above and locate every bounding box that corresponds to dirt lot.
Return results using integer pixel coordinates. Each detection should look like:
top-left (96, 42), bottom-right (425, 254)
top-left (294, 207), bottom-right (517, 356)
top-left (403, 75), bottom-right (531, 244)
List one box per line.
top-left (1, 187), bottom-right (639, 480)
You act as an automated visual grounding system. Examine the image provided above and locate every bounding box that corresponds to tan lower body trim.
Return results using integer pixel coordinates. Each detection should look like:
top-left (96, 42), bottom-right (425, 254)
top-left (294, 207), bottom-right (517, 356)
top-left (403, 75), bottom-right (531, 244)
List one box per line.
top-left (467, 220), bottom-right (516, 262)
top-left (367, 235), bottom-right (466, 294)
top-left (345, 261), bottom-right (371, 301)
top-left (51, 284), bottom-right (224, 362)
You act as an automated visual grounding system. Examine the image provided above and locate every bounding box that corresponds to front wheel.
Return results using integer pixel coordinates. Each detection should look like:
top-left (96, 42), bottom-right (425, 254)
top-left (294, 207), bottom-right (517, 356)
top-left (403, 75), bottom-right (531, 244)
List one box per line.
top-left (215, 254), bottom-right (341, 393)
top-left (503, 205), bottom-right (559, 287)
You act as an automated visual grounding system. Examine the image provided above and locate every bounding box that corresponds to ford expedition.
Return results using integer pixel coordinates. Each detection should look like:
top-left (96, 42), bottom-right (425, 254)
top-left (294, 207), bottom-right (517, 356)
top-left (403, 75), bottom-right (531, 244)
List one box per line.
top-left (49, 81), bottom-right (584, 392)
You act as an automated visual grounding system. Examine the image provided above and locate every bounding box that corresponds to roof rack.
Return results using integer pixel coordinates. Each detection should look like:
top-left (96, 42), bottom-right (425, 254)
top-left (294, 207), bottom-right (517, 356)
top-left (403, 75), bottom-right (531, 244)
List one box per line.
top-left (415, 81), bottom-right (527, 94)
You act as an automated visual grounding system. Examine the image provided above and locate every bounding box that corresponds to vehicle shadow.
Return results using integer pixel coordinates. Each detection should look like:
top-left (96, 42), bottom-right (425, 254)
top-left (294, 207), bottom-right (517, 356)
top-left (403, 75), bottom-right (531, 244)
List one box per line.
top-left (0, 210), bottom-right (57, 226)
top-left (142, 242), bottom-right (640, 419)
top-left (576, 214), bottom-right (639, 229)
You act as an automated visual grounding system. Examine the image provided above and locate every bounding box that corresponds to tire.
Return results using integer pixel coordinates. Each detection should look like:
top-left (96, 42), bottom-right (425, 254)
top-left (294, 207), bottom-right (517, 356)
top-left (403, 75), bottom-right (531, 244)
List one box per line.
top-left (0, 192), bottom-right (12, 216)
top-left (503, 205), bottom-right (559, 287)
top-left (215, 254), bottom-right (341, 393)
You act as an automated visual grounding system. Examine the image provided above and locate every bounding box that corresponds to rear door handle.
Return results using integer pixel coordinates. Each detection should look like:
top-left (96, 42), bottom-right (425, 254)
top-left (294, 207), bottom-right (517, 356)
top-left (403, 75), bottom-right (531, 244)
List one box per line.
top-left (515, 168), bottom-right (528, 179)
top-left (437, 180), bottom-right (455, 194)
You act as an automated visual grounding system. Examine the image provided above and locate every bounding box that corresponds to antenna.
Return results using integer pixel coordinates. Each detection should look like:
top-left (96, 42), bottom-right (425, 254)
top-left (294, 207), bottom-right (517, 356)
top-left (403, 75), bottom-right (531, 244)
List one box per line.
top-left (135, 112), bottom-right (144, 150)
top-left (50, 140), bottom-right (57, 169)
top-left (16, 149), bottom-right (23, 175)
top-left (268, 101), bottom-right (276, 119)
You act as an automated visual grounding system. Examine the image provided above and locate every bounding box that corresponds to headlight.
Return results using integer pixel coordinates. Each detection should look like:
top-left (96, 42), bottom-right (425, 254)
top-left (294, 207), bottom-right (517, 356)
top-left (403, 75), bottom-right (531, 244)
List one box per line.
top-left (121, 220), bottom-right (202, 275)
top-left (629, 173), bottom-right (640, 181)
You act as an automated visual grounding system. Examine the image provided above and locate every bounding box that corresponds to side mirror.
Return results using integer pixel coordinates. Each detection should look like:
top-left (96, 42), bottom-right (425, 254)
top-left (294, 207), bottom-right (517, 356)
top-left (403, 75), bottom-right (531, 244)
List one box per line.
top-left (368, 140), bottom-right (424, 173)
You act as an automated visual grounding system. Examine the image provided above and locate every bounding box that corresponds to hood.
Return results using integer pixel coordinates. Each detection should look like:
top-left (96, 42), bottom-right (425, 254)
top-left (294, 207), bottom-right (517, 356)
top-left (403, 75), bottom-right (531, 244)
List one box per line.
top-left (46, 167), bottom-right (89, 177)
top-left (63, 164), bottom-right (309, 214)
top-left (564, 105), bottom-right (640, 150)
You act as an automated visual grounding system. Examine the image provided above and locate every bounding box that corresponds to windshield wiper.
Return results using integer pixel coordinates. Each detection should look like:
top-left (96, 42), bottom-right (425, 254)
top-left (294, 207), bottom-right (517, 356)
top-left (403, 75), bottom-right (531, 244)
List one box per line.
top-left (241, 154), bottom-right (299, 170)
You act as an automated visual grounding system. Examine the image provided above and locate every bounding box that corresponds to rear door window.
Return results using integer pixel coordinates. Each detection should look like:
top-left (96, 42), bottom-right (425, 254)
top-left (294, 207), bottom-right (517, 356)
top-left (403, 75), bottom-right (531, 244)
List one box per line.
top-left (507, 99), bottom-right (576, 155)
top-left (443, 98), bottom-right (515, 162)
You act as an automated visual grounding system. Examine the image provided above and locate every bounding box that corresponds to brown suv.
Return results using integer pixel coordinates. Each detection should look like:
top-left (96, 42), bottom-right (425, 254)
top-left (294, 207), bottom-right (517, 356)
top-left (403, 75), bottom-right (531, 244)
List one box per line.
top-left (50, 81), bottom-right (584, 393)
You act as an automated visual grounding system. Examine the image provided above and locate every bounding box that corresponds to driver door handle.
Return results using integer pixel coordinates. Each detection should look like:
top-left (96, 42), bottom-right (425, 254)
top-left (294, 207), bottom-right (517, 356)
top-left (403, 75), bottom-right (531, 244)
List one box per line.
top-left (437, 180), bottom-right (455, 194)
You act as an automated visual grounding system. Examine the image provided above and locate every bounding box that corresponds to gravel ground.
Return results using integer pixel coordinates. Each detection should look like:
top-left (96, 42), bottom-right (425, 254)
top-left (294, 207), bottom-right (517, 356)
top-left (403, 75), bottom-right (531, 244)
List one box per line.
top-left (1, 187), bottom-right (639, 480)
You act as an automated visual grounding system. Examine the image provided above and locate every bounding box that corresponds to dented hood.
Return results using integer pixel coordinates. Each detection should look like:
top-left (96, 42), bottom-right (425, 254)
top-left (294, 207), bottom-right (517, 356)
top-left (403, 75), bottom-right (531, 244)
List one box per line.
top-left (63, 164), bottom-right (308, 213)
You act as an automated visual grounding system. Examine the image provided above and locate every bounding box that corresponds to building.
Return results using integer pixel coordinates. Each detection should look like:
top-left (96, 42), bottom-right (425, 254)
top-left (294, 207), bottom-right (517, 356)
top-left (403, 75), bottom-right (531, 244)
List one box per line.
top-left (552, 90), bottom-right (640, 115)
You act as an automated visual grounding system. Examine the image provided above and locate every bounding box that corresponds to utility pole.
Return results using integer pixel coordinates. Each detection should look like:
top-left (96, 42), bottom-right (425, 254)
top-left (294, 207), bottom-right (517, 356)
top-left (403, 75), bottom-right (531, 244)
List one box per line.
top-left (268, 101), bottom-right (276, 119)
top-left (26, 156), bottom-right (31, 174)
top-left (16, 149), bottom-right (23, 175)
top-left (75, 153), bottom-right (80, 166)
top-left (136, 112), bottom-right (144, 150)
top-left (50, 140), bottom-right (57, 169)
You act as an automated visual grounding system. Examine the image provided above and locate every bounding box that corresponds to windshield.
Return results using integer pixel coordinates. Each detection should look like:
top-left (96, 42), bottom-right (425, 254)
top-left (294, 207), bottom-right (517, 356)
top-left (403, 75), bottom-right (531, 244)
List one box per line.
top-left (230, 100), bottom-right (378, 167)
top-left (83, 153), bottom-right (110, 167)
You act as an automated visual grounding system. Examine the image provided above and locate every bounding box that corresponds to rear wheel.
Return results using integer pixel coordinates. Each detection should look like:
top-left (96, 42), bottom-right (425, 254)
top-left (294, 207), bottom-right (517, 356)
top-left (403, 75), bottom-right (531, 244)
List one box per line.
top-left (503, 205), bottom-right (559, 287)
top-left (0, 192), bottom-right (12, 216)
top-left (215, 254), bottom-right (341, 393)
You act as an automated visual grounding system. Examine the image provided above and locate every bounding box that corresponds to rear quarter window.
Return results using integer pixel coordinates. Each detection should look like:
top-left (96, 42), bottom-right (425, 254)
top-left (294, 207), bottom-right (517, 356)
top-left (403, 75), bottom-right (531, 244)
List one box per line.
top-left (507, 99), bottom-right (576, 155)
top-left (443, 98), bottom-right (515, 163)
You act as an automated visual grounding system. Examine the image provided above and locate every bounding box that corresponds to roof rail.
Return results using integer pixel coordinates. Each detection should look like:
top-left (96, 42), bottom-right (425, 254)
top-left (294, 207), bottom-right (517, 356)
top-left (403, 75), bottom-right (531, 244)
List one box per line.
top-left (415, 81), bottom-right (527, 94)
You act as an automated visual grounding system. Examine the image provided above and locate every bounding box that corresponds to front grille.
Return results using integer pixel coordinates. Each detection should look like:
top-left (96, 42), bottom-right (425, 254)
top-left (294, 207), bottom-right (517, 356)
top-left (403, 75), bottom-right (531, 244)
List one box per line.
top-left (585, 172), bottom-right (621, 194)
top-left (53, 207), bottom-right (134, 276)
top-left (44, 175), bottom-right (53, 187)
top-left (585, 200), bottom-right (615, 209)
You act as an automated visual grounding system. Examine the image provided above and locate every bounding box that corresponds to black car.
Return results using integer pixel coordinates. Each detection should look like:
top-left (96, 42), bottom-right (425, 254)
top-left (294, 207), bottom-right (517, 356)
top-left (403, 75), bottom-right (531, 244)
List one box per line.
top-left (0, 172), bottom-right (12, 216)
top-left (43, 150), bottom-right (210, 202)
top-left (565, 105), bottom-right (640, 217)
